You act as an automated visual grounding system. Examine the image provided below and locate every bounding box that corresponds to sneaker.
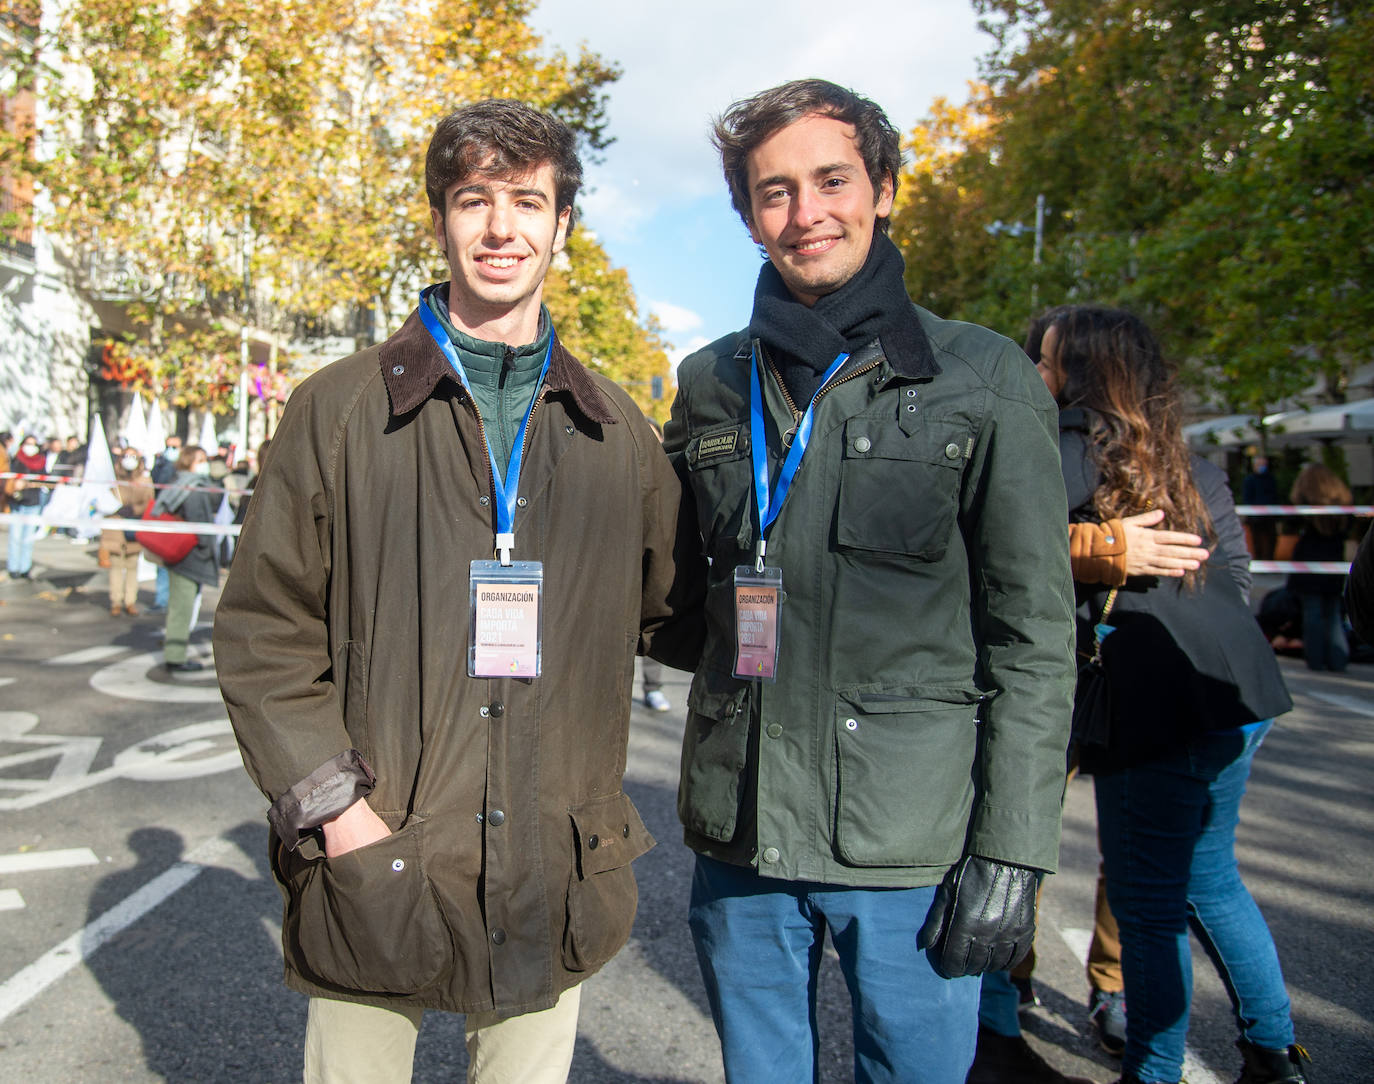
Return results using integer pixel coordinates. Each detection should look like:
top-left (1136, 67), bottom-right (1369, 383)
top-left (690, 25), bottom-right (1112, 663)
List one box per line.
top-left (967, 1027), bottom-right (1098, 1084)
top-left (164, 659), bottom-right (205, 673)
top-left (644, 689), bottom-right (671, 712)
top-left (1089, 988), bottom-right (1127, 1057)
top-left (1013, 973), bottom-right (1041, 1012)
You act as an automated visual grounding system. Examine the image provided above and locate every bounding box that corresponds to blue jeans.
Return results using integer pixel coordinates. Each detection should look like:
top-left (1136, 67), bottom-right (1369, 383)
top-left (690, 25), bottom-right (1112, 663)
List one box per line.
top-left (1094, 721), bottom-right (1294, 1083)
top-left (976, 969), bottom-right (1022, 1037)
top-left (7, 504), bottom-right (40, 574)
top-left (688, 855), bottom-right (979, 1084)
top-left (154, 564), bottom-right (170, 608)
top-left (1298, 593), bottom-right (1347, 671)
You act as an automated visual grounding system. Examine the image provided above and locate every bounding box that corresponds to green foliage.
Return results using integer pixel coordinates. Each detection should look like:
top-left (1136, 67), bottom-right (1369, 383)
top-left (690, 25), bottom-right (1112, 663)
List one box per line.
top-left (891, 1), bottom-right (1374, 418)
top-left (5, 0), bottom-right (667, 411)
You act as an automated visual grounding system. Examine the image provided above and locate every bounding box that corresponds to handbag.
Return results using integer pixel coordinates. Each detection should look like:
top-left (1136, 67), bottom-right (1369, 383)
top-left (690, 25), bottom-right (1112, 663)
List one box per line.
top-left (135, 504), bottom-right (198, 565)
top-left (1071, 588), bottom-right (1119, 753)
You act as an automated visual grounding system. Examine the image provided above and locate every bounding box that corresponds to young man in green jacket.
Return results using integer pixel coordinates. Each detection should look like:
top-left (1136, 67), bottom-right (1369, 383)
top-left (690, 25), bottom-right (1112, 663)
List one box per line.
top-left (663, 79), bottom-right (1076, 1083)
top-left (216, 101), bottom-right (701, 1084)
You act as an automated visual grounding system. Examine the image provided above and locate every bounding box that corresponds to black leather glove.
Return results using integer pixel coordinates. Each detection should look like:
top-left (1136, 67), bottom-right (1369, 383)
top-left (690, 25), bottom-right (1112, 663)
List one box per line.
top-left (917, 855), bottom-right (1039, 978)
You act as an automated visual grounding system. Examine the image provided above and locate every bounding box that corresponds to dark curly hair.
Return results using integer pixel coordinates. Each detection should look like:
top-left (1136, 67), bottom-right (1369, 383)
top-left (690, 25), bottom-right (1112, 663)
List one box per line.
top-left (712, 79), bottom-right (901, 234)
top-left (425, 100), bottom-right (582, 230)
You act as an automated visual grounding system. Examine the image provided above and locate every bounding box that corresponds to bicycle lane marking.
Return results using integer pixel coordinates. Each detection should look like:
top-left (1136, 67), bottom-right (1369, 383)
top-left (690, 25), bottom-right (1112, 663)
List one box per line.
top-left (0, 834), bottom-right (260, 1024)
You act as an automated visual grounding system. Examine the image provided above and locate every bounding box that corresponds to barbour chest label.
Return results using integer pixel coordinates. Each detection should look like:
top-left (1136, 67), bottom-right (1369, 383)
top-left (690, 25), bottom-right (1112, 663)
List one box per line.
top-left (697, 429), bottom-right (740, 461)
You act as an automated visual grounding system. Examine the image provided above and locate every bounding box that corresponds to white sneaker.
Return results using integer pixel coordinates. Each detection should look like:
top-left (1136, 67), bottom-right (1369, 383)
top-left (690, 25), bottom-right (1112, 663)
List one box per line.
top-left (644, 690), bottom-right (671, 712)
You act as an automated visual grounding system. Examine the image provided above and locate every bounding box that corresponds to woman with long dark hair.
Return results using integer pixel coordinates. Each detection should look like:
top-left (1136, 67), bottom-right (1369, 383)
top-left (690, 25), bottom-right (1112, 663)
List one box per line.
top-left (1286, 463), bottom-right (1352, 671)
top-left (1028, 305), bottom-right (1306, 1084)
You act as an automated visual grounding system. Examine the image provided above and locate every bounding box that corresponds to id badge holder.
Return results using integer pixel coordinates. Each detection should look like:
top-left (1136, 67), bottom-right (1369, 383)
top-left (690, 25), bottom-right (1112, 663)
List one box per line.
top-left (469, 560), bottom-right (543, 678)
top-left (733, 565), bottom-right (783, 682)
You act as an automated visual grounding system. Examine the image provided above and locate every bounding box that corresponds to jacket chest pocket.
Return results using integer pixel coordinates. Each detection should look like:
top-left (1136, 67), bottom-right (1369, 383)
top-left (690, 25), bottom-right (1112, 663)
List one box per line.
top-left (835, 419), bottom-right (968, 561)
top-left (685, 422), bottom-right (754, 556)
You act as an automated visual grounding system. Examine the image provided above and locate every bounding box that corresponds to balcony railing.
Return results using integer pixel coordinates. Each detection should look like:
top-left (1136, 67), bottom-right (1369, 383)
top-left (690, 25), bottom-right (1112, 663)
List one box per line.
top-left (0, 187), bottom-right (34, 261)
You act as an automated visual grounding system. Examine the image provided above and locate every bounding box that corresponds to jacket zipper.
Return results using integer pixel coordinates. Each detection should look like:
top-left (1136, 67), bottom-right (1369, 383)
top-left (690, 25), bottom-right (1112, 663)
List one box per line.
top-left (761, 347), bottom-right (883, 444)
top-left (468, 385), bottom-right (548, 533)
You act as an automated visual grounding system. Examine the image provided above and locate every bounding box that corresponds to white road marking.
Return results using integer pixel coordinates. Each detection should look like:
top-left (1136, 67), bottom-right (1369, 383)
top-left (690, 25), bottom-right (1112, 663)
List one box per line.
top-left (0, 678), bottom-right (15, 688)
top-left (0, 848), bottom-right (99, 874)
top-left (45, 645), bottom-right (128, 666)
top-left (0, 718), bottom-right (242, 810)
top-left (1054, 921), bottom-right (1221, 1084)
top-left (0, 834), bottom-right (255, 1023)
top-left (0, 890), bottom-right (23, 911)
top-left (88, 649), bottom-right (220, 704)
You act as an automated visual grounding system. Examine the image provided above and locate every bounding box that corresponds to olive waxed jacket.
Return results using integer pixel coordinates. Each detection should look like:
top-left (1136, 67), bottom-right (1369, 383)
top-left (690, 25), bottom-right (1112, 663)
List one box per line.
top-left (664, 306), bottom-right (1075, 886)
top-left (215, 301), bottom-right (703, 1015)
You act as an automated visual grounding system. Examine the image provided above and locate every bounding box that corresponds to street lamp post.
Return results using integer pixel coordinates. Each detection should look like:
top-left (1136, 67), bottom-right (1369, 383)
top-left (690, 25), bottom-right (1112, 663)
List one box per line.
top-left (984, 193), bottom-right (1047, 311)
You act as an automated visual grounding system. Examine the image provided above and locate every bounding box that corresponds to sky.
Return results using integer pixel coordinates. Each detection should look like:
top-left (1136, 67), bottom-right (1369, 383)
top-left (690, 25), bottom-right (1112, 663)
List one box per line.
top-left (529, 0), bottom-right (991, 372)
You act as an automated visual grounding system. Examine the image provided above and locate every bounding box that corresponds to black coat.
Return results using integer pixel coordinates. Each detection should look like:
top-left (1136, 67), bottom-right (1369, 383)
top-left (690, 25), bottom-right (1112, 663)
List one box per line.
top-left (1060, 409), bottom-right (1291, 770)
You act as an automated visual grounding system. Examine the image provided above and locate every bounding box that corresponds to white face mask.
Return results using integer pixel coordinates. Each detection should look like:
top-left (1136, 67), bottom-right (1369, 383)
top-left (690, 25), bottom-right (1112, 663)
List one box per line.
top-left (21, 444), bottom-right (38, 456)
top-left (121, 456), bottom-right (140, 471)
top-left (191, 461), bottom-right (212, 477)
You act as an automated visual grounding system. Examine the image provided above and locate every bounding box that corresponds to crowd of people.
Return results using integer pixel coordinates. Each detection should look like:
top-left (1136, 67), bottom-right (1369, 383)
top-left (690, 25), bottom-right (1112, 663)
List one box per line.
top-left (4, 78), bottom-right (1370, 1084)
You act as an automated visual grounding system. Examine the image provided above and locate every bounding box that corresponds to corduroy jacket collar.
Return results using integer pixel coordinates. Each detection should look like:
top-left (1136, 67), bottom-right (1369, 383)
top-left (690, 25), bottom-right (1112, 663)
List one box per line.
top-left (380, 296), bottom-right (617, 425)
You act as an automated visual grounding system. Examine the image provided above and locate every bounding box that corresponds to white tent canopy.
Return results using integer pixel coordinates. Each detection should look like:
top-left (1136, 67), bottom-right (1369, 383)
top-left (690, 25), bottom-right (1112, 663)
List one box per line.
top-left (123, 395), bottom-right (149, 459)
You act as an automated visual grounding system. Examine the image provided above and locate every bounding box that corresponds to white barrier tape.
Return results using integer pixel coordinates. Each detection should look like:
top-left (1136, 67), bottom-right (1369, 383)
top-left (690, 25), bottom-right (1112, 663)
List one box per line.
top-left (1249, 560), bottom-right (1351, 574)
top-left (0, 472), bottom-right (252, 497)
top-left (0, 513), bottom-right (240, 536)
top-left (1236, 505), bottom-right (1374, 513)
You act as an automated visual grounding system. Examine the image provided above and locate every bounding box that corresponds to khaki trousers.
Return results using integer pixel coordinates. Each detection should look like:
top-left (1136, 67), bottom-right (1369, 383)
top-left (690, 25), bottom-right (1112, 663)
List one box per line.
top-left (303, 985), bottom-right (582, 1084)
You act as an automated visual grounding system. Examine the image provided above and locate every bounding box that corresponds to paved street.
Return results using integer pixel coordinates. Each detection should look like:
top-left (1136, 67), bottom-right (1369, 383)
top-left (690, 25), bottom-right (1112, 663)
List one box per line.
top-left (1, 531), bottom-right (1370, 1082)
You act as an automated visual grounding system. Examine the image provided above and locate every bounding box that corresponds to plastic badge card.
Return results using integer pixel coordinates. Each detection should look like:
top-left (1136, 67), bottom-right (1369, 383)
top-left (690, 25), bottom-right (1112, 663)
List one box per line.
top-left (469, 561), bottom-right (543, 678)
top-left (733, 566), bottom-right (783, 682)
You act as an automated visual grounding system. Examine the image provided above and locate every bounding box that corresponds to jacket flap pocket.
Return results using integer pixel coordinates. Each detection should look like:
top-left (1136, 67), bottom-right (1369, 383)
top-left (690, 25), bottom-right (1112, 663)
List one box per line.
top-left (570, 792), bottom-right (655, 878)
top-left (841, 684), bottom-right (987, 714)
top-left (841, 418), bottom-right (968, 467)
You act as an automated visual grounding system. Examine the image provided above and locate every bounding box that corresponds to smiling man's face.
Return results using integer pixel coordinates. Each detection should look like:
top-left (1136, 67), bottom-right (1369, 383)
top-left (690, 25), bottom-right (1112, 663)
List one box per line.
top-left (431, 160), bottom-right (570, 341)
top-left (745, 112), bottom-right (893, 306)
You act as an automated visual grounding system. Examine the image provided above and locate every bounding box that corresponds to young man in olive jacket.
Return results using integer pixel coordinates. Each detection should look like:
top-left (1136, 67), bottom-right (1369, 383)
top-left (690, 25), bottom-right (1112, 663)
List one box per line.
top-left (662, 80), bottom-right (1076, 1082)
top-left (215, 101), bottom-right (702, 1084)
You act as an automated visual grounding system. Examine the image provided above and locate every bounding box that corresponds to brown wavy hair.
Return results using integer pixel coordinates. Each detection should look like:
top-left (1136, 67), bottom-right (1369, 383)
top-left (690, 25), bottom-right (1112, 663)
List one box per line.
top-left (1026, 305), bottom-right (1214, 580)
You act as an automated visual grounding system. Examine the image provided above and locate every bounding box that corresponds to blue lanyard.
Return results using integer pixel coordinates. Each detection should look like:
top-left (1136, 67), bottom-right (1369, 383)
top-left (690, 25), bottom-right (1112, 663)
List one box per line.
top-left (418, 286), bottom-right (552, 564)
top-left (748, 346), bottom-right (849, 569)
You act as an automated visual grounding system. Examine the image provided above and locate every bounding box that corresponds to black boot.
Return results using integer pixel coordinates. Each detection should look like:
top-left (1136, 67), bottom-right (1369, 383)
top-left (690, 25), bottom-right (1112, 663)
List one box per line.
top-left (967, 1026), bottom-right (1099, 1083)
top-left (1236, 1040), bottom-right (1311, 1083)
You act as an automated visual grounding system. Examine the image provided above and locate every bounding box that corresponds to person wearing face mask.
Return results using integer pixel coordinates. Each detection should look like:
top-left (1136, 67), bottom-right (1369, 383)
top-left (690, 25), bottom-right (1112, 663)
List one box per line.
top-left (100, 449), bottom-right (156, 616)
top-left (5, 435), bottom-right (49, 580)
top-left (151, 444), bottom-right (219, 671)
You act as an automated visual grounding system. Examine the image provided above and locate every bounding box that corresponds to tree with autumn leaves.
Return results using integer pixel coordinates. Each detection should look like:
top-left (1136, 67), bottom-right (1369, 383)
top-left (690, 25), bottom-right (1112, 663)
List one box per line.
top-left (891, 1), bottom-right (1374, 423)
top-left (1, 0), bottom-right (670, 419)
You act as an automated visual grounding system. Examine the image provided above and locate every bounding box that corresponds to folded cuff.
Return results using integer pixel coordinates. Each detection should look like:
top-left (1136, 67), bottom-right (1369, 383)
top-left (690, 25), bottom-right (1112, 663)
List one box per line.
top-left (268, 749), bottom-right (376, 850)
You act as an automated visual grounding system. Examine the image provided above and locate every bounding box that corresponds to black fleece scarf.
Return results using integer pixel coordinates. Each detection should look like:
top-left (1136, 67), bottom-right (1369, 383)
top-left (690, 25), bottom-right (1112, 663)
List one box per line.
top-left (748, 232), bottom-right (932, 404)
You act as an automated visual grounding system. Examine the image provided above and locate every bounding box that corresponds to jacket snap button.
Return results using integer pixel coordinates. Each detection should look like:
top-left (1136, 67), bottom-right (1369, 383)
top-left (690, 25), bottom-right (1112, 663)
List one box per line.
top-left (391, 858), bottom-right (405, 872)
top-left (587, 834), bottom-right (599, 850)
top-left (516, 496), bottom-right (528, 507)
top-left (479, 495), bottom-right (490, 506)
top-left (488, 809), bottom-right (505, 826)
top-left (906, 388), bottom-right (917, 397)
top-left (479, 706), bottom-right (490, 718)
top-left (391, 365), bottom-right (404, 376)
top-left (853, 436), bottom-right (872, 454)
top-left (565, 424), bottom-right (575, 435)
top-left (766, 723), bottom-right (783, 738)
top-left (844, 718), bottom-right (858, 731)
top-left (622, 823), bottom-right (630, 838)
top-left (489, 701), bottom-right (505, 717)
top-left (907, 404), bottom-right (917, 412)
top-left (762, 846), bottom-right (780, 864)
top-left (945, 442), bottom-right (961, 459)
top-left (491, 928), bottom-right (506, 945)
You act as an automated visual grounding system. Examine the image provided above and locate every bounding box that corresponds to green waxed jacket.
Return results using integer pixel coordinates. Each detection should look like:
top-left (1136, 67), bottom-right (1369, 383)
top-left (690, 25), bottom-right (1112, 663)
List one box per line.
top-left (663, 305), bottom-right (1076, 887)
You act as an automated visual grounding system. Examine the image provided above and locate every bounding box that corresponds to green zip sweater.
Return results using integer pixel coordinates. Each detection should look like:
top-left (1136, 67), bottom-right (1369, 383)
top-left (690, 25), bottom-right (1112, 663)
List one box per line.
top-left (424, 288), bottom-right (551, 479)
